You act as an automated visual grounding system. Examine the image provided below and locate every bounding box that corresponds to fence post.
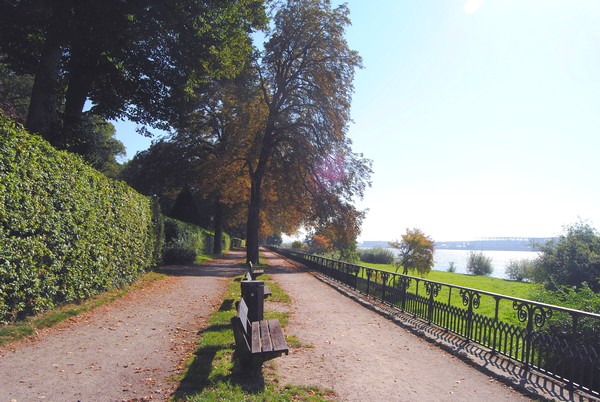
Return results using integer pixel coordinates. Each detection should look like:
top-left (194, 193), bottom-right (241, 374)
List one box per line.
top-left (352, 266), bottom-right (359, 290)
top-left (381, 272), bottom-right (389, 304)
top-left (512, 301), bottom-right (552, 370)
top-left (567, 313), bottom-right (579, 390)
top-left (460, 289), bottom-right (480, 342)
top-left (491, 297), bottom-right (500, 355)
top-left (398, 275), bottom-right (411, 312)
top-left (425, 282), bottom-right (441, 324)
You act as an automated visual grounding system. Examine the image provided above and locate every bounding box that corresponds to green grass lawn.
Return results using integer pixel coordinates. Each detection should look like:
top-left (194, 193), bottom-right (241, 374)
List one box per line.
top-left (357, 262), bottom-right (543, 327)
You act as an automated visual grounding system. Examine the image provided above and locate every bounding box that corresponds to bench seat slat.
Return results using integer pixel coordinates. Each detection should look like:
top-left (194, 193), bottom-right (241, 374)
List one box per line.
top-left (259, 320), bottom-right (273, 353)
top-left (251, 321), bottom-right (261, 354)
top-left (267, 319), bottom-right (288, 353)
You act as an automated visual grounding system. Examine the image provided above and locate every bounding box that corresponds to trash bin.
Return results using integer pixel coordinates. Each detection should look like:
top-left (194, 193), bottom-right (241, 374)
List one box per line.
top-left (241, 280), bottom-right (264, 321)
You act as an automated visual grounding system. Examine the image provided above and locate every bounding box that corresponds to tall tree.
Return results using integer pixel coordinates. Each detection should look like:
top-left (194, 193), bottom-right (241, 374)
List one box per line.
top-left (0, 0), bottom-right (267, 154)
top-left (245, 0), bottom-right (369, 263)
top-left (390, 228), bottom-right (435, 276)
top-left (78, 115), bottom-right (126, 178)
top-left (0, 57), bottom-right (34, 122)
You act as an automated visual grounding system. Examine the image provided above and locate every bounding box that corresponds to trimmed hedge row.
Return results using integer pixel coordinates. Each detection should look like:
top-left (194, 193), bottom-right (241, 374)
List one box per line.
top-left (0, 116), bottom-right (162, 323)
top-left (163, 217), bottom-right (230, 264)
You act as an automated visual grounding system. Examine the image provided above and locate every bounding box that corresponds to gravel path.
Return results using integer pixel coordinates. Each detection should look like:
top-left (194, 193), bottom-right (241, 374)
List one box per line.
top-left (0, 249), bottom-right (586, 401)
top-left (263, 251), bottom-right (533, 402)
top-left (0, 252), bottom-right (245, 401)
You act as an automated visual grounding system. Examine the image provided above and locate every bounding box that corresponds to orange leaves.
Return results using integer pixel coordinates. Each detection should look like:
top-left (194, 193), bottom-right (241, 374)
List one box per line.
top-left (390, 228), bottom-right (435, 276)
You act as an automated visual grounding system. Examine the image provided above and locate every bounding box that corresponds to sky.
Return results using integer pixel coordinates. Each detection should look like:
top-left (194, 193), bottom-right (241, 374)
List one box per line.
top-left (114, 0), bottom-right (600, 242)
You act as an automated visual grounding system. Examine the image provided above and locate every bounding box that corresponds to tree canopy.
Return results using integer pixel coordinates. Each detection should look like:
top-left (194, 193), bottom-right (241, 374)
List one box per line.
top-left (0, 0), bottom-right (267, 154)
top-left (390, 228), bottom-right (435, 276)
top-left (244, 0), bottom-right (371, 263)
top-left (536, 220), bottom-right (600, 291)
top-left (4, 0), bottom-right (373, 261)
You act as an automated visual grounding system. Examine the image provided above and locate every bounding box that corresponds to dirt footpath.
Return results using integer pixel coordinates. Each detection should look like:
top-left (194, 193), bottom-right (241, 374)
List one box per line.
top-left (263, 251), bottom-right (533, 402)
top-left (0, 252), bottom-right (246, 401)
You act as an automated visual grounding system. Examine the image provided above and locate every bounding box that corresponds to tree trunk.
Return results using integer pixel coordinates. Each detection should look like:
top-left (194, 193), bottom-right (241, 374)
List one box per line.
top-left (213, 202), bottom-right (224, 255)
top-left (62, 46), bottom-right (99, 155)
top-left (246, 176), bottom-right (262, 264)
top-left (26, 33), bottom-right (61, 143)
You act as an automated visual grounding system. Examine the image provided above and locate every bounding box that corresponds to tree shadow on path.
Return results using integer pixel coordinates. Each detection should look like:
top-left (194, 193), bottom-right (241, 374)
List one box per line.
top-left (156, 250), bottom-right (248, 278)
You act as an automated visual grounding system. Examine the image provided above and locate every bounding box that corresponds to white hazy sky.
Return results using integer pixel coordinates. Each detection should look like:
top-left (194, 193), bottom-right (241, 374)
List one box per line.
top-left (115, 0), bottom-right (600, 242)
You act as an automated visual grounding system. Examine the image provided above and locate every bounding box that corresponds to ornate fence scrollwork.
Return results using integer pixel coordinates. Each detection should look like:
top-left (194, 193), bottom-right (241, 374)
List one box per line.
top-left (425, 282), bottom-right (442, 323)
top-left (365, 268), bottom-right (373, 296)
top-left (459, 289), bottom-right (481, 341)
top-left (460, 289), bottom-right (481, 310)
top-left (512, 300), bottom-right (553, 369)
top-left (396, 276), bottom-right (411, 311)
top-left (513, 301), bottom-right (553, 329)
top-left (380, 271), bottom-right (390, 303)
top-left (425, 282), bottom-right (441, 298)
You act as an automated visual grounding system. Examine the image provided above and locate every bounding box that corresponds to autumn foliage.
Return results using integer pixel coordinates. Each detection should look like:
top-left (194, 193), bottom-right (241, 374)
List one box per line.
top-left (390, 228), bottom-right (435, 276)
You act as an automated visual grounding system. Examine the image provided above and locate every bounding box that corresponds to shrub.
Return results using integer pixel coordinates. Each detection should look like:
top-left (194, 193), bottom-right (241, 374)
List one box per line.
top-left (536, 221), bottom-right (600, 291)
top-left (466, 251), bottom-right (493, 276)
top-left (0, 115), bottom-right (159, 322)
top-left (291, 240), bottom-right (305, 251)
top-left (447, 261), bottom-right (456, 273)
top-left (505, 259), bottom-right (535, 282)
top-left (164, 218), bottom-right (208, 264)
top-left (533, 283), bottom-right (600, 350)
top-left (163, 246), bottom-right (198, 265)
top-left (358, 248), bottom-right (395, 265)
top-left (162, 217), bottom-right (230, 264)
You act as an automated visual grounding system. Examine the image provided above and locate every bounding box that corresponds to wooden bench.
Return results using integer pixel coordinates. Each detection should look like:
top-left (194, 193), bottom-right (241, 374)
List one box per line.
top-left (247, 261), bottom-right (264, 280)
top-left (231, 298), bottom-right (288, 371)
top-left (243, 272), bottom-right (272, 298)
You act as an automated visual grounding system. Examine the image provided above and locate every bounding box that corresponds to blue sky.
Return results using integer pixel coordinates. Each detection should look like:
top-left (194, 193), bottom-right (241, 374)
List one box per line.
top-left (115, 0), bottom-right (600, 242)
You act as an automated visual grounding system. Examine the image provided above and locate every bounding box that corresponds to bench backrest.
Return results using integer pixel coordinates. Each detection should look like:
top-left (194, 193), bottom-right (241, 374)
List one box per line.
top-left (237, 298), bottom-right (250, 334)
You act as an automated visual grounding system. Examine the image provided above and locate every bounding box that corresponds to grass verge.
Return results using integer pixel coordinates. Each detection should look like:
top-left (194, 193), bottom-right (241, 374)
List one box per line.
top-left (355, 262), bottom-right (543, 327)
top-left (172, 273), bottom-right (334, 401)
top-left (0, 271), bottom-right (166, 347)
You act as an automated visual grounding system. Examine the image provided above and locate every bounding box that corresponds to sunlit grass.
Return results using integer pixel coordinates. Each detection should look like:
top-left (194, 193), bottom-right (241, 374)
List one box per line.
top-left (173, 275), bottom-right (332, 401)
top-left (359, 261), bottom-right (540, 296)
top-left (357, 262), bottom-right (542, 326)
top-left (259, 274), bottom-right (291, 304)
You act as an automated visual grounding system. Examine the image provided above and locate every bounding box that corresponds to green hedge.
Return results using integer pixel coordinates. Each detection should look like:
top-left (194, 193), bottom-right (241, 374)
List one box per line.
top-left (0, 115), bottom-right (161, 323)
top-left (163, 217), bottom-right (230, 264)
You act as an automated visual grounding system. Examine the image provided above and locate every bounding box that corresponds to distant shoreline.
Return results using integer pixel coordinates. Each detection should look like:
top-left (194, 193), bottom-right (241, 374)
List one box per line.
top-left (359, 237), bottom-right (555, 252)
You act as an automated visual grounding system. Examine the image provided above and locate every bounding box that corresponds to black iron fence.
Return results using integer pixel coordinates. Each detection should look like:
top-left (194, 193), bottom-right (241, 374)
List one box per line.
top-left (270, 247), bottom-right (600, 396)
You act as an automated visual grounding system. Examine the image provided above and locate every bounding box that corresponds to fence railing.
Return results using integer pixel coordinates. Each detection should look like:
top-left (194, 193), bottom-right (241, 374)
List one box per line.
top-left (270, 247), bottom-right (600, 397)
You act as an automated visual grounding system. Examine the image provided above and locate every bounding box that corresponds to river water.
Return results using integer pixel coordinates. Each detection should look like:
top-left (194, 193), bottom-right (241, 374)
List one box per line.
top-left (373, 248), bottom-right (539, 280)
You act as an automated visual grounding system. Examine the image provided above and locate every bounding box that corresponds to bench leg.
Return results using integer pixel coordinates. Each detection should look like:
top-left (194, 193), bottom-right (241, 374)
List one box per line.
top-left (235, 353), bottom-right (263, 374)
top-left (251, 356), bottom-right (264, 373)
